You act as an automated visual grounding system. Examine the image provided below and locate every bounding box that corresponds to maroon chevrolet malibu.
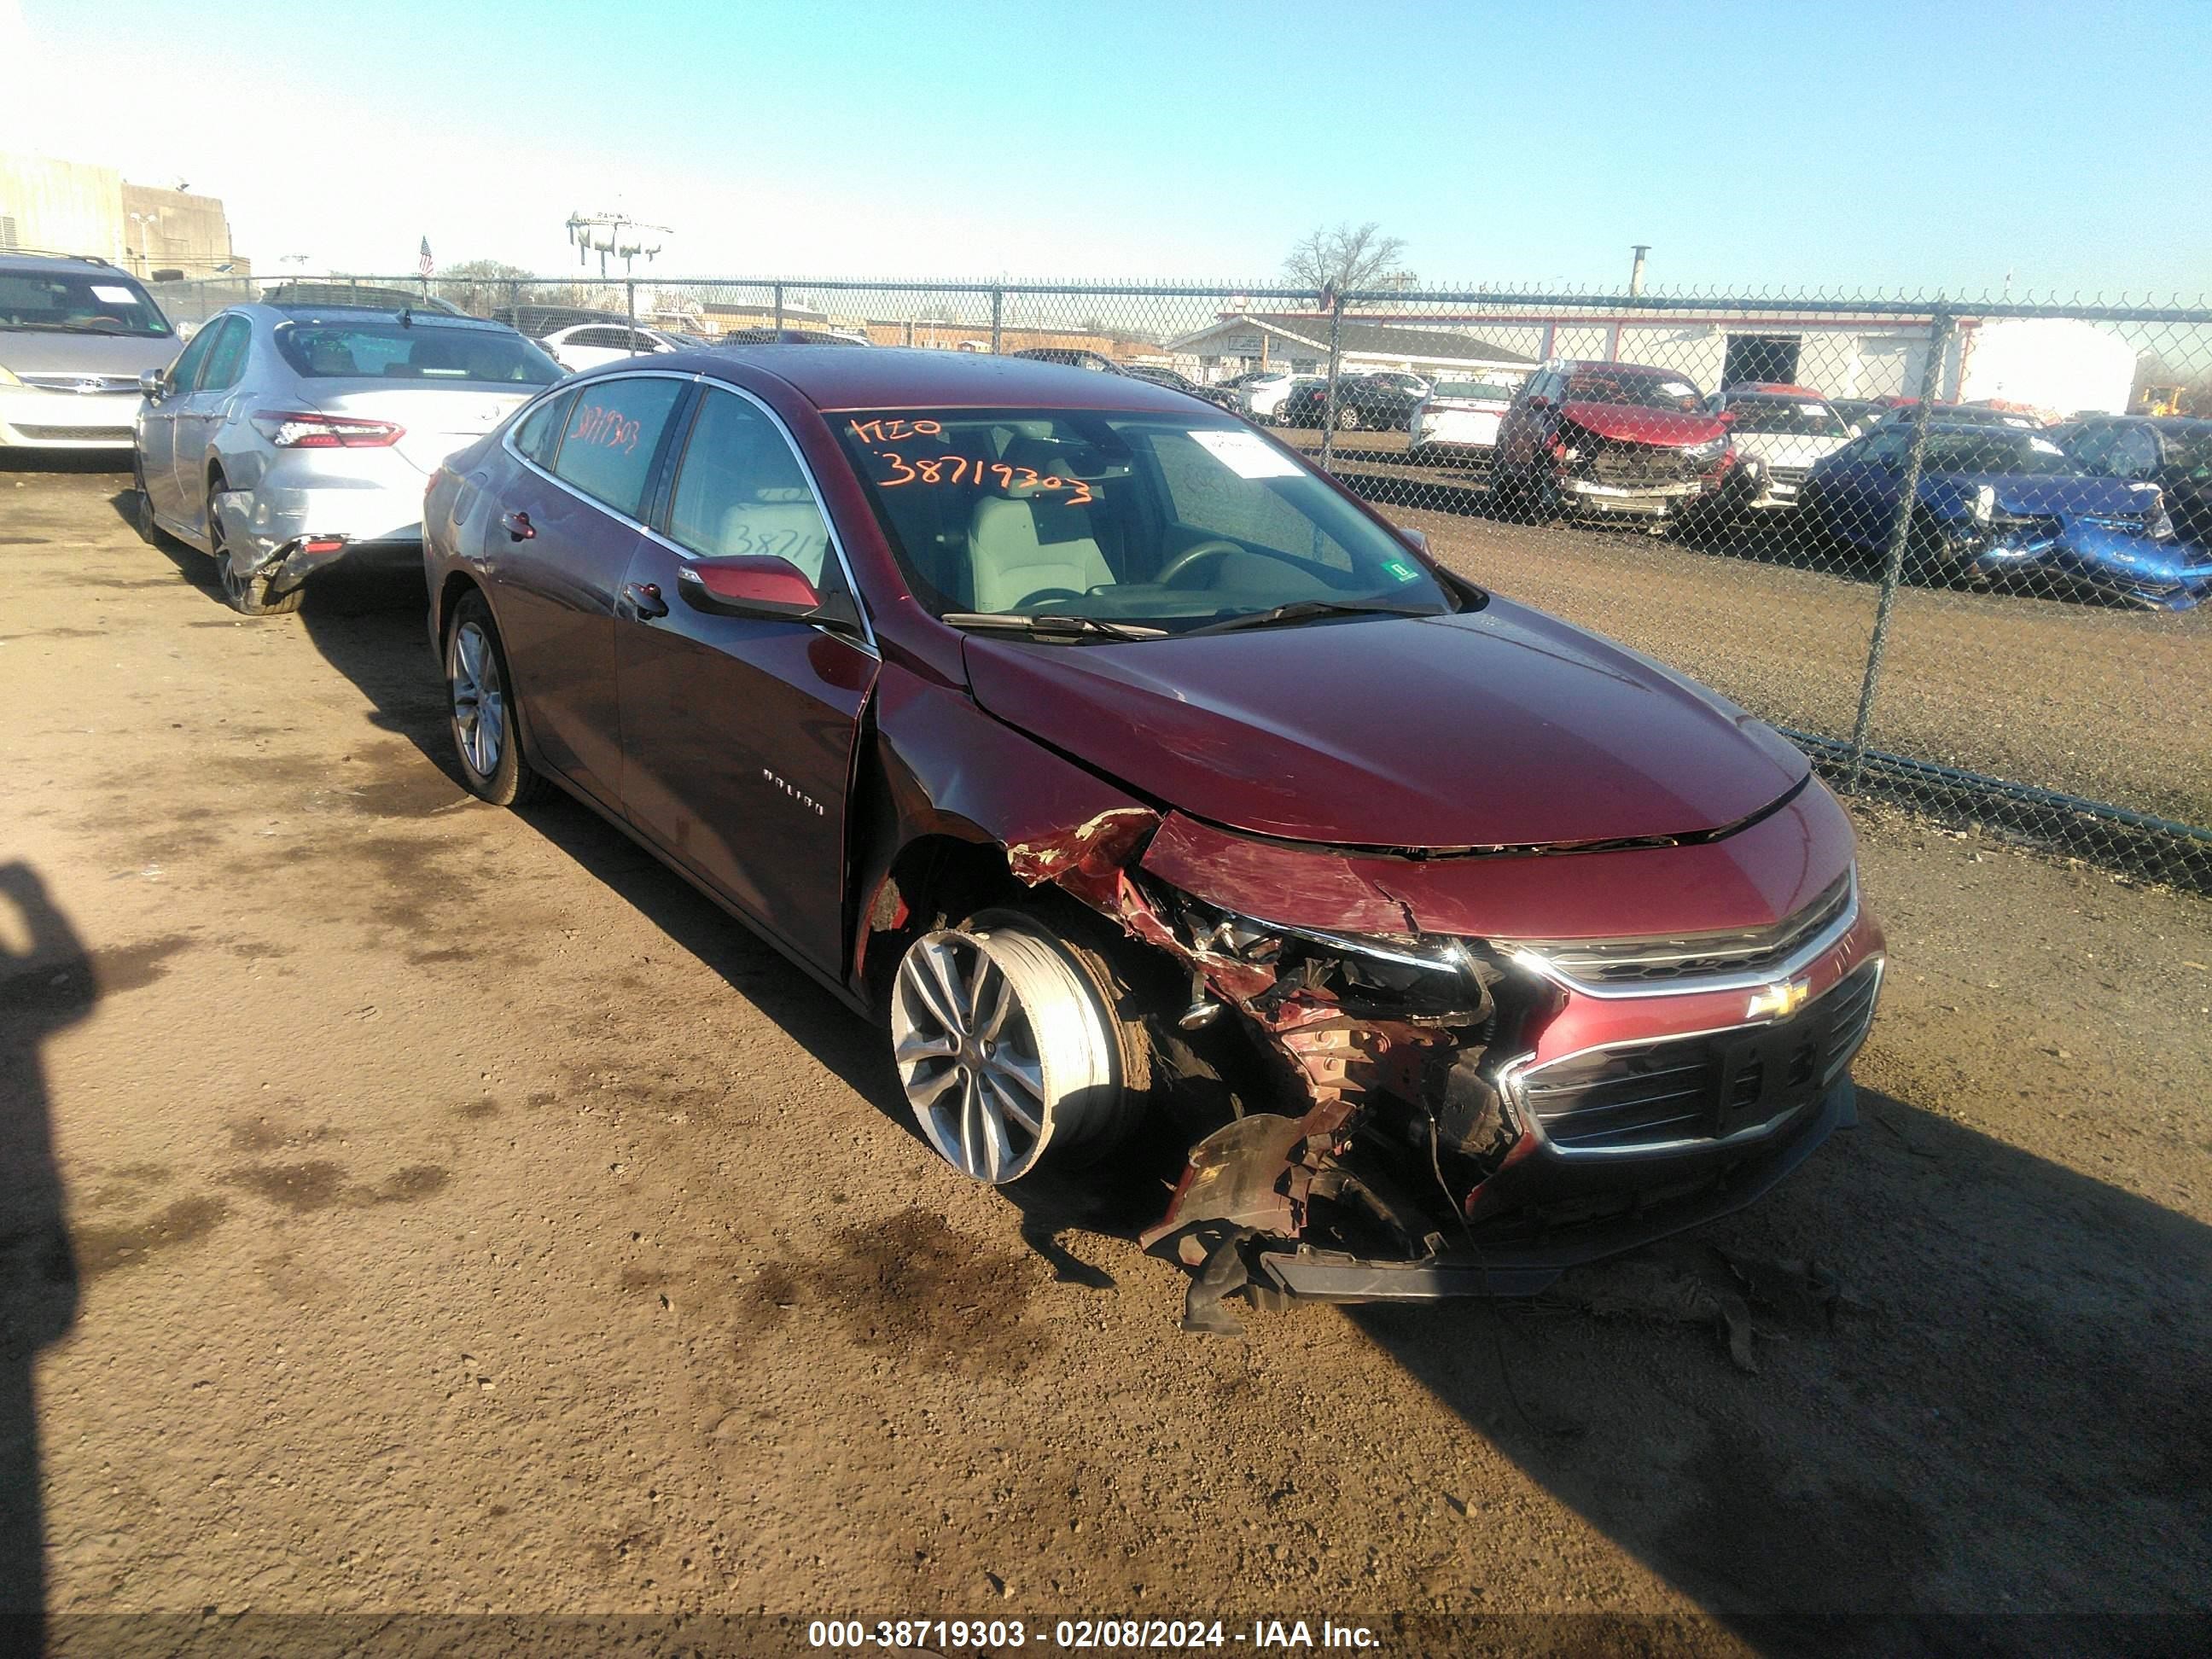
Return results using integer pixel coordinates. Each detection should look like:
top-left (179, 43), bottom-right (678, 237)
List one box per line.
top-left (422, 348), bottom-right (1883, 1330)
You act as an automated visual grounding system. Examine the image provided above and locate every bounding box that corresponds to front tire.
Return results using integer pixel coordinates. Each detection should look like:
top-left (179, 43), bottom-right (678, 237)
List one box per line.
top-left (445, 591), bottom-right (548, 806)
top-left (889, 914), bottom-right (1138, 1185)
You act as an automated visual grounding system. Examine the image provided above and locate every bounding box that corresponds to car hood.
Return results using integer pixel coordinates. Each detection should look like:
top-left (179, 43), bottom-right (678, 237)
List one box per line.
top-left (1558, 401), bottom-right (1728, 448)
top-left (1940, 472), bottom-right (2163, 517)
top-left (961, 598), bottom-right (1808, 849)
top-left (1731, 430), bottom-right (1851, 468)
top-left (0, 329), bottom-right (179, 375)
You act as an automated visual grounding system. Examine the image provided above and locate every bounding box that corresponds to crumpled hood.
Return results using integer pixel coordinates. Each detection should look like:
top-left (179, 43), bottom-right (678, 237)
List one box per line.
top-left (1941, 472), bottom-right (2163, 520)
top-left (962, 598), bottom-right (1808, 849)
top-left (1558, 401), bottom-right (1729, 448)
top-left (0, 329), bottom-right (179, 376)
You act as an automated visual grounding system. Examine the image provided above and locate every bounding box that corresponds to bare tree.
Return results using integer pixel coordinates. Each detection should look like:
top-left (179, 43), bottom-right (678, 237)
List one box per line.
top-left (1281, 222), bottom-right (1409, 298)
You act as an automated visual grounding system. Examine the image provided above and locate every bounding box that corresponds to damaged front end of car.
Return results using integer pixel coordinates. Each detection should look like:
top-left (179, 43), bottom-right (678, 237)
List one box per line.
top-left (999, 792), bottom-right (1882, 1335)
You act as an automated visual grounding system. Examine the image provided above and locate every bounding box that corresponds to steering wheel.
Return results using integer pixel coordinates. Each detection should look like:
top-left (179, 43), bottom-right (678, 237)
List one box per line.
top-left (1155, 538), bottom-right (1254, 588)
top-left (1010, 585), bottom-right (1086, 609)
top-left (1157, 538), bottom-right (1317, 589)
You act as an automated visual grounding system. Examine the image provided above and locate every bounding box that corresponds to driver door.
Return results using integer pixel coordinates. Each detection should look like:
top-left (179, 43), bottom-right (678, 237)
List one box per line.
top-left (615, 384), bottom-right (876, 974)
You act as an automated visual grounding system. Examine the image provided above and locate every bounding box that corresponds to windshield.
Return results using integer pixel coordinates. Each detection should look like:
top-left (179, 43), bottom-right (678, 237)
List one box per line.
top-left (0, 270), bottom-right (172, 337)
top-left (1564, 370), bottom-right (1704, 411)
top-left (1726, 397), bottom-right (1848, 437)
top-left (1922, 432), bottom-right (2081, 476)
top-left (275, 321), bottom-right (560, 383)
top-left (1432, 381), bottom-right (1515, 401)
top-left (834, 409), bottom-right (1461, 632)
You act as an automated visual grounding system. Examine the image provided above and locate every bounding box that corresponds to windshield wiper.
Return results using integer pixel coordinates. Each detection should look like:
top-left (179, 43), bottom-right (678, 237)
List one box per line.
top-left (941, 611), bottom-right (1168, 642)
top-left (1183, 599), bottom-right (1435, 636)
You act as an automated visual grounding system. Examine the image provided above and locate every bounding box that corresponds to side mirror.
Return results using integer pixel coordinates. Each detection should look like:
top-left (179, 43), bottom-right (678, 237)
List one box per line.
top-left (138, 370), bottom-right (166, 401)
top-left (1524, 395), bottom-right (1550, 410)
top-left (677, 556), bottom-right (860, 632)
top-left (1397, 526), bottom-right (1430, 555)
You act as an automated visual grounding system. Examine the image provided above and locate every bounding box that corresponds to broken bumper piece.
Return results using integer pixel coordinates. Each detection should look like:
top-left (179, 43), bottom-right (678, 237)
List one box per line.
top-left (1146, 1078), bottom-right (1855, 1331)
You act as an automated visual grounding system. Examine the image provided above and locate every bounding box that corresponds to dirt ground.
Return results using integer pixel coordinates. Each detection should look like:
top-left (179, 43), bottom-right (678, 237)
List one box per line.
top-left (2, 457), bottom-right (2209, 1655)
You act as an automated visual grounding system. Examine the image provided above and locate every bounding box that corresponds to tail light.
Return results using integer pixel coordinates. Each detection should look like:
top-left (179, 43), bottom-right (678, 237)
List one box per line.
top-left (252, 410), bottom-right (405, 448)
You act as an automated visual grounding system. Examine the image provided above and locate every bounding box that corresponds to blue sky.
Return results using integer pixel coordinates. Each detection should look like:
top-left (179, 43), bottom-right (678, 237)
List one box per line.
top-left (7, 0), bottom-right (2209, 297)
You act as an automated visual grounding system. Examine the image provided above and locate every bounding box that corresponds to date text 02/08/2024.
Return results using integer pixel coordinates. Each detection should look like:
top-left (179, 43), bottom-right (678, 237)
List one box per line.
top-left (806, 1618), bottom-right (1382, 1650)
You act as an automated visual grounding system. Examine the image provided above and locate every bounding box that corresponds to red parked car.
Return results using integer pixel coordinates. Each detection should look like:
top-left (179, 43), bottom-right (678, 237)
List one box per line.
top-left (423, 349), bottom-right (1883, 1330)
top-left (1492, 360), bottom-right (1736, 523)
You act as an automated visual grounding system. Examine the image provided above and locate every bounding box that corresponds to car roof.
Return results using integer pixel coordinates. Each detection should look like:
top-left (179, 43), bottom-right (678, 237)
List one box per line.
top-left (655, 345), bottom-right (1211, 414)
top-left (0, 252), bottom-right (143, 278)
top-left (249, 303), bottom-right (523, 333)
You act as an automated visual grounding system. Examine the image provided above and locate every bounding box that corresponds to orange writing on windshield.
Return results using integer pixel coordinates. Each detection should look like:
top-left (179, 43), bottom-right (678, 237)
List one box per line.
top-left (871, 451), bottom-right (1093, 506)
top-left (847, 417), bottom-right (944, 444)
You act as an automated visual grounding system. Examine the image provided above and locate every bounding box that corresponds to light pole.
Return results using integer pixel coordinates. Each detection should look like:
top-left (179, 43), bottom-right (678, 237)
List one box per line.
top-left (125, 211), bottom-right (160, 274)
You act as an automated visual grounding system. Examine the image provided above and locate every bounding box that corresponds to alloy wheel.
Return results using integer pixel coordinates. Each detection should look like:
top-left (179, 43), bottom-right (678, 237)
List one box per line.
top-left (448, 620), bottom-right (507, 779)
top-left (889, 923), bottom-right (1118, 1185)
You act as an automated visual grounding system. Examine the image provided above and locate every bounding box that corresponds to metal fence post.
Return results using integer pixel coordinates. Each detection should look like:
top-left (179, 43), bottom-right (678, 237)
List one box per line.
top-left (1846, 306), bottom-right (1954, 787)
top-left (625, 279), bottom-right (637, 355)
top-left (991, 286), bottom-right (1004, 355)
top-left (1318, 288), bottom-right (1344, 471)
top-left (773, 282), bottom-right (784, 335)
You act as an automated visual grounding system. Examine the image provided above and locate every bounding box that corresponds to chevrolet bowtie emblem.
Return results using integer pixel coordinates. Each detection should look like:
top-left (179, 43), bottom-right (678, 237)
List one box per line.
top-left (1747, 977), bottom-right (1812, 1021)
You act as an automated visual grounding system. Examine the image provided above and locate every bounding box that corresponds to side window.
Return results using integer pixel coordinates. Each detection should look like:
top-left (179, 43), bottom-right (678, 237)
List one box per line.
top-left (550, 375), bottom-right (688, 520)
top-left (665, 387), bottom-right (840, 589)
top-left (1857, 429), bottom-right (1909, 467)
top-left (513, 387), bottom-right (576, 469)
top-left (2067, 425), bottom-right (2117, 473)
top-left (2112, 427), bottom-right (2161, 479)
top-left (197, 317), bottom-right (251, 392)
top-left (164, 318), bottom-right (223, 390)
top-left (570, 328), bottom-right (615, 349)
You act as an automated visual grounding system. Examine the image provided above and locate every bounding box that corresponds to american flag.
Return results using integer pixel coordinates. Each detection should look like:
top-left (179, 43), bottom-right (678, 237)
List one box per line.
top-left (417, 236), bottom-right (434, 278)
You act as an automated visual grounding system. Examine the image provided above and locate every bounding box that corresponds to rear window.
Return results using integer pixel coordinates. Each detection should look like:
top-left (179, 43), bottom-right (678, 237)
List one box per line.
top-left (1726, 397), bottom-right (1848, 437)
top-left (0, 269), bottom-right (172, 337)
top-left (275, 322), bottom-right (559, 384)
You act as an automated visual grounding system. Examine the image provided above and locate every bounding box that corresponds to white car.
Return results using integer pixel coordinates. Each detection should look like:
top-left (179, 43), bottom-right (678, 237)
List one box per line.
top-left (1407, 380), bottom-right (1517, 459)
top-left (538, 323), bottom-right (690, 374)
top-left (1238, 371), bottom-right (1305, 425)
top-left (1708, 386), bottom-right (1856, 510)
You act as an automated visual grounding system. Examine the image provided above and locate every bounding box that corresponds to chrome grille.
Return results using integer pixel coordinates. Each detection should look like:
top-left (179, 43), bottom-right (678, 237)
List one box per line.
top-left (1520, 960), bottom-right (1882, 1155)
top-left (1507, 870), bottom-right (1855, 992)
top-left (18, 372), bottom-right (146, 393)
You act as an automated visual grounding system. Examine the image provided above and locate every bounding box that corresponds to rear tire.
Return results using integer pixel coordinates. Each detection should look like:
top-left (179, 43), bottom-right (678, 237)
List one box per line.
top-left (207, 478), bottom-right (304, 615)
top-left (445, 591), bottom-right (548, 806)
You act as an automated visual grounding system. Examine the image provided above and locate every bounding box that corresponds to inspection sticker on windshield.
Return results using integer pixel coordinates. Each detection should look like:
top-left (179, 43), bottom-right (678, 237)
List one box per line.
top-left (90, 284), bottom-right (137, 304)
top-left (1382, 559), bottom-right (1421, 583)
top-left (1190, 429), bottom-right (1302, 479)
top-left (1800, 403), bottom-right (1827, 417)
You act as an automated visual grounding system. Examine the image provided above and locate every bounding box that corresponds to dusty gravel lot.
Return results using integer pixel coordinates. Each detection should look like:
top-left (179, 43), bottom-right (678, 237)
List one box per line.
top-left (3, 458), bottom-right (2209, 1655)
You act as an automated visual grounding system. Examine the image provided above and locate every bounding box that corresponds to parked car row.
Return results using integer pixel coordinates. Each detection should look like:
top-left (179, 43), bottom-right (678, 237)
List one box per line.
top-left (98, 326), bottom-right (1895, 1324)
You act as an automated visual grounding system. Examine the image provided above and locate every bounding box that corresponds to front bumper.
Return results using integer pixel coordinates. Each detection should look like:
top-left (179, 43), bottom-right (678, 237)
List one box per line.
top-left (0, 387), bottom-right (141, 449)
top-left (1563, 476), bottom-right (1708, 517)
top-left (1953, 519), bottom-right (2212, 610)
top-left (1254, 1077), bottom-right (1856, 1301)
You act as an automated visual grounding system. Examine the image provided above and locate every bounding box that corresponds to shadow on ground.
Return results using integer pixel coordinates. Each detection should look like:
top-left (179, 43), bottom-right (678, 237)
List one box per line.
top-left (0, 864), bottom-right (92, 1650)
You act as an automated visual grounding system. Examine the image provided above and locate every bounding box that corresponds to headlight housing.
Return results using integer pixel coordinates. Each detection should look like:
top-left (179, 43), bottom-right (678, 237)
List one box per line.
top-left (0, 363), bottom-right (20, 387)
top-left (1971, 485), bottom-right (1996, 523)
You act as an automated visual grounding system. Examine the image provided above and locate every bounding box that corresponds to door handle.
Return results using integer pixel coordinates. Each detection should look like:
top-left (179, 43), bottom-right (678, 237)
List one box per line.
top-left (620, 581), bottom-right (668, 620)
top-left (502, 510), bottom-right (535, 541)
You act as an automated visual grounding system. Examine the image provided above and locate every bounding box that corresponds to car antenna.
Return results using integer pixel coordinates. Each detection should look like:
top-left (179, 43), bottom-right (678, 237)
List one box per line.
top-left (399, 306), bottom-right (413, 329)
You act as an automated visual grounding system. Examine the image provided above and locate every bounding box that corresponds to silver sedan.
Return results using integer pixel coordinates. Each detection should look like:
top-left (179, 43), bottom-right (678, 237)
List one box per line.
top-left (133, 302), bottom-right (561, 614)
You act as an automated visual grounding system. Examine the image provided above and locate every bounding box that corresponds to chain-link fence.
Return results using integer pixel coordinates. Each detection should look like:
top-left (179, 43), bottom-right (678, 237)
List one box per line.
top-left (149, 272), bottom-right (2212, 890)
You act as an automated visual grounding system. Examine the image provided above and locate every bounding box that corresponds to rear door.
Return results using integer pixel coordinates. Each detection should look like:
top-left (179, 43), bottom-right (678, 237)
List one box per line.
top-left (492, 370), bottom-right (692, 808)
top-left (167, 314), bottom-right (250, 520)
top-left (615, 381), bottom-right (877, 972)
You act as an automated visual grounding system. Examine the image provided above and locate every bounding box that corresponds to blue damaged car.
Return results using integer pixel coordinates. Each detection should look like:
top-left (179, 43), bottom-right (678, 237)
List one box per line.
top-left (1799, 421), bottom-right (2209, 610)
